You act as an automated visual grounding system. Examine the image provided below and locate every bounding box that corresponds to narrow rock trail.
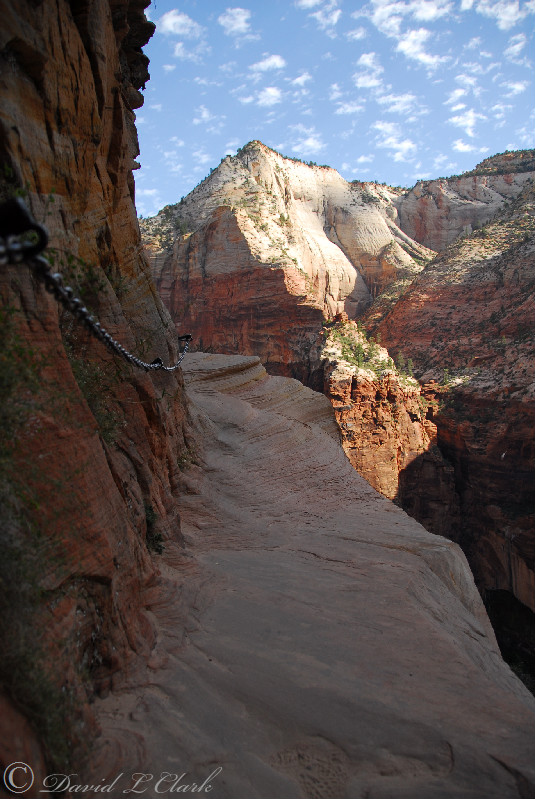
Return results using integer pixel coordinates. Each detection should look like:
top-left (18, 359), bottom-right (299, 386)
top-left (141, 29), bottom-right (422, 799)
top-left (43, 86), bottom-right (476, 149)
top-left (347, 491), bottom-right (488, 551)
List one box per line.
top-left (91, 354), bottom-right (535, 799)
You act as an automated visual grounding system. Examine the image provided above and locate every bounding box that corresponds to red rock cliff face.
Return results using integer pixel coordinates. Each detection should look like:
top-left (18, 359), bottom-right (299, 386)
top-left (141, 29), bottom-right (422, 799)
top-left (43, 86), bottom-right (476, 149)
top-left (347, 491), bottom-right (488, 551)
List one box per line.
top-left (0, 0), bottom-right (192, 772)
top-left (371, 186), bottom-right (535, 614)
top-left (321, 323), bottom-right (461, 540)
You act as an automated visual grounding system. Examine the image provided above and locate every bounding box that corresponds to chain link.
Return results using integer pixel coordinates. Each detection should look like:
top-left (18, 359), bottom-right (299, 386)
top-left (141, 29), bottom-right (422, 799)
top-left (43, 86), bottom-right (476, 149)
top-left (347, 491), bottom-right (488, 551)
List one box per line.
top-left (0, 198), bottom-right (191, 372)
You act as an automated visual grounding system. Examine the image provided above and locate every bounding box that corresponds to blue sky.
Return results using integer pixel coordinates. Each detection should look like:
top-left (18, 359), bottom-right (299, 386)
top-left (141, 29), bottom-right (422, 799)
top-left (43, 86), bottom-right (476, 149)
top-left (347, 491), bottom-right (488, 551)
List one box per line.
top-left (135, 0), bottom-right (535, 217)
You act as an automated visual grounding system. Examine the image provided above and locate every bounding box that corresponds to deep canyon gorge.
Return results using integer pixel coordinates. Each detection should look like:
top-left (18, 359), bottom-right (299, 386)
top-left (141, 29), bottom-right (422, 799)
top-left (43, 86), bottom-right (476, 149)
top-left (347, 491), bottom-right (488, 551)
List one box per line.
top-left (1, 2), bottom-right (534, 798)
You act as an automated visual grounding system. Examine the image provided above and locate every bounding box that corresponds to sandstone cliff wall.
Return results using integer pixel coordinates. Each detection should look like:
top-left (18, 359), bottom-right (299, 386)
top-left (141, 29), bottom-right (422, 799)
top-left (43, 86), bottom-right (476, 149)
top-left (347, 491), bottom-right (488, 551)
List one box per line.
top-left (144, 141), bottom-right (432, 378)
top-left (0, 0), bottom-right (192, 772)
top-left (372, 185), bottom-right (535, 614)
top-left (395, 151), bottom-right (535, 252)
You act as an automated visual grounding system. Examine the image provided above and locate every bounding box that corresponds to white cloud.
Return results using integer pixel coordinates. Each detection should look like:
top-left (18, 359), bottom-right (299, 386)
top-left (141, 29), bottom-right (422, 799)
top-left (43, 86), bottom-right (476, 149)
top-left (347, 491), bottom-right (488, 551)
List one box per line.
top-left (373, 120), bottom-right (417, 161)
top-left (192, 106), bottom-right (226, 134)
top-left (290, 125), bottom-right (326, 156)
top-left (357, 154), bottom-right (374, 163)
top-left (433, 153), bottom-right (456, 171)
top-left (194, 76), bottom-right (223, 87)
top-left (238, 95), bottom-right (255, 104)
top-left (257, 86), bottom-right (283, 106)
top-left (491, 102), bottom-right (513, 120)
top-left (311, 5), bottom-right (342, 34)
top-left (335, 101), bottom-right (364, 114)
top-left (218, 7), bottom-right (254, 37)
top-left (250, 54), bottom-right (286, 72)
top-left (353, 51), bottom-right (384, 90)
top-left (291, 72), bottom-right (313, 86)
top-left (158, 10), bottom-right (204, 37)
top-left (346, 27), bottom-right (367, 40)
top-left (448, 108), bottom-right (486, 137)
top-left (225, 138), bottom-right (241, 153)
top-left (295, 0), bottom-right (322, 7)
top-left (504, 32), bottom-right (528, 61)
top-left (444, 87), bottom-right (467, 105)
top-left (396, 28), bottom-right (447, 69)
top-left (469, 0), bottom-right (534, 30)
top-left (173, 41), bottom-right (210, 61)
top-left (193, 105), bottom-right (216, 125)
top-left (137, 188), bottom-right (159, 196)
top-left (377, 91), bottom-right (418, 114)
top-left (170, 136), bottom-right (185, 146)
top-left (358, 52), bottom-right (382, 69)
top-left (330, 83), bottom-right (343, 100)
top-left (150, 104), bottom-right (162, 112)
top-left (367, 0), bottom-right (453, 38)
top-left (501, 79), bottom-right (529, 94)
top-left (163, 64), bottom-right (176, 72)
top-left (451, 139), bottom-right (488, 153)
top-left (192, 148), bottom-right (212, 166)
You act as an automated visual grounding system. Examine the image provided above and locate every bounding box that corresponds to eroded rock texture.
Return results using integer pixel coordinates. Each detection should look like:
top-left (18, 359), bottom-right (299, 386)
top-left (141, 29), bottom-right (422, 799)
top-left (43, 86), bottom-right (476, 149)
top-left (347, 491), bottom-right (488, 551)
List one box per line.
top-left (372, 183), bottom-right (535, 615)
top-left (396, 150), bottom-right (535, 252)
top-left (0, 0), bottom-right (192, 771)
top-left (89, 354), bottom-right (535, 799)
top-left (143, 140), bottom-right (432, 380)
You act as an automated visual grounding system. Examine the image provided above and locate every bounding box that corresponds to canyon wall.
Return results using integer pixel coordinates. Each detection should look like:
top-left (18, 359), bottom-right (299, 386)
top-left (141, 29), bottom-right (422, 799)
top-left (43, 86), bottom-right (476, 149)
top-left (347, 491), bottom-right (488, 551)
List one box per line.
top-left (395, 150), bottom-right (535, 252)
top-left (371, 183), bottom-right (535, 614)
top-left (144, 147), bottom-right (535, 650)
top-left (0, 0), bottom-right (193, 773)
top-left (143, 141), bottom-right (432, 382)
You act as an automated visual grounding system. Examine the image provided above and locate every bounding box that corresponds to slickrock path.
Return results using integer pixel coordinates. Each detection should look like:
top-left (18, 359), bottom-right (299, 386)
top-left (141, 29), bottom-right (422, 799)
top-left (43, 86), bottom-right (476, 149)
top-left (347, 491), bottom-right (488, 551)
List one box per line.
top-left (92, 354), bottom-right (535, 799)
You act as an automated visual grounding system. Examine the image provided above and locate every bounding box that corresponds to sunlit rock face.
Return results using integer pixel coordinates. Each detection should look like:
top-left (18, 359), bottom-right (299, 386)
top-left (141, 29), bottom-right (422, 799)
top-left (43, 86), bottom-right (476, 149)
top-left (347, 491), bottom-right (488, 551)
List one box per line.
top-left (0, 0), bottom-right (192, 770)
top-left (395, 150), bottom-right (535, 252)
top-left (143, 140), bottom-right (432, 380)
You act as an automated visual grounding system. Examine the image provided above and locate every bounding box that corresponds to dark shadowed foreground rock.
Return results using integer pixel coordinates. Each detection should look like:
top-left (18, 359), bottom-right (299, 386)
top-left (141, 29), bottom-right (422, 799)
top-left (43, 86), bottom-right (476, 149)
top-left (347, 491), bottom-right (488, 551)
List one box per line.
top-left (89, 354), bottom-right (535, 799)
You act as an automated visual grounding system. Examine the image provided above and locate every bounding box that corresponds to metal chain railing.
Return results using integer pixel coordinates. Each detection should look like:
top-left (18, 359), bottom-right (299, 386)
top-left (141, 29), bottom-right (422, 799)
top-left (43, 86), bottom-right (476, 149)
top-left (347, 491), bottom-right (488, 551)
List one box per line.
top-left (0, 198), bottom-right (191, 372)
